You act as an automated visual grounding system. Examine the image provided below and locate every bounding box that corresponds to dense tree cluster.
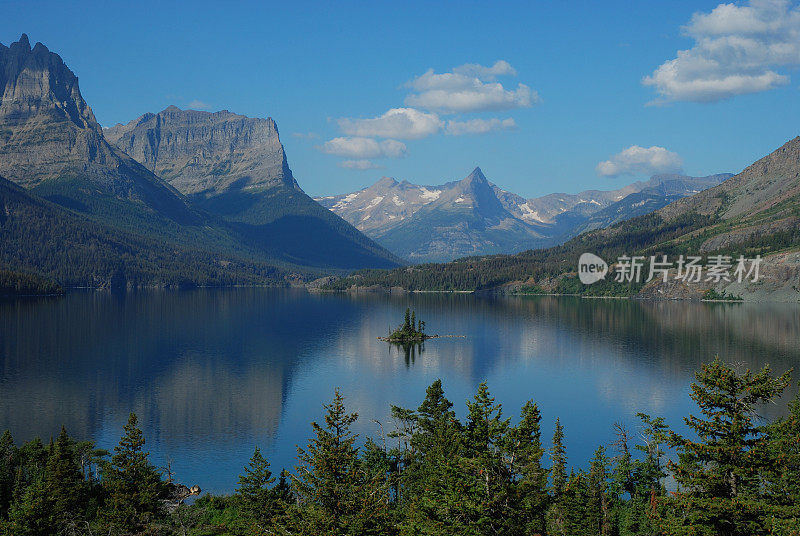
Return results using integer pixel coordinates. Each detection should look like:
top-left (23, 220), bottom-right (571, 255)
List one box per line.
top-left (1, 359), bottom-right (798, 535)
top-left (386, 308), bottom-right (427, 342)
top-left (324, 213), bottom-right (717, 293)
top-left (325, 203), bottom-right (800, 294)
top-left (0, 269), bottom-right (62, 296)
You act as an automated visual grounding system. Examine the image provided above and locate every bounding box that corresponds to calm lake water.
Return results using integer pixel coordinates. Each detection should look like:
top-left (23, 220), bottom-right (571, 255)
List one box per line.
top-left (1, 289), bottom-right (798, 493)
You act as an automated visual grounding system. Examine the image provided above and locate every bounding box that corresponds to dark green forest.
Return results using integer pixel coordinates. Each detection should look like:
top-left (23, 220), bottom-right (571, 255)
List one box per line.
top-left (1, 359), bottom-right (798, 536)
top-left (0, 270), bottom-right (62, 296)
top-left (324, 207), bottom-right (800, 294)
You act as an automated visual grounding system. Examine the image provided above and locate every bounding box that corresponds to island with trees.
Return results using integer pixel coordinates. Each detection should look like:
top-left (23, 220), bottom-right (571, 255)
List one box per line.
top-left (379, 308), bottom-right (431, 343)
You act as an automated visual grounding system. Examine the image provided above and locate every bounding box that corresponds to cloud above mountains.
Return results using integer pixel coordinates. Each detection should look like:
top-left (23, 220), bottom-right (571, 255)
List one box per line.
top-left (319, 137), bottom-right (407, 159)
top-left (337, 108), bottom-right (443, 139)
top-left (644, 0), bottom-right (800, 103)
top-left (596, 145), bottom-right (683, 177)
top-left (318, 60), bottom-right (535, 169)
top-left (405, 62), bottom-right (538, 113)
top-left (446, 117), bottom-right (517, 136)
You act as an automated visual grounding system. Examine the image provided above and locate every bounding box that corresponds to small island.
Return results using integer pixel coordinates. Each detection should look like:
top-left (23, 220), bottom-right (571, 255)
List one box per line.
top-left (379, 308), bottom-right (432, 343)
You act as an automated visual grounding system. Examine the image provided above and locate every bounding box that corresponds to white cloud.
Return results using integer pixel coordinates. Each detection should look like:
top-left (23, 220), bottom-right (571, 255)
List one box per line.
top-left (187, 99), bottom-right (211, 110)
top-left (452, 60), bottom-right (517, 79)
top-left (404, 61), bottom-right (539, 113)
top-left (337, 108), bottom-right (443, 139)
top-left (446, 117), bottom-right (517, 136)
top-left (318, 137), bottom-right (407, 159)
top-left (644, 0), bottom-right (800, 103)
top-left (596, 146), bottom-right (683, 177)
top-left (339, 159), bottom-right (382, 170)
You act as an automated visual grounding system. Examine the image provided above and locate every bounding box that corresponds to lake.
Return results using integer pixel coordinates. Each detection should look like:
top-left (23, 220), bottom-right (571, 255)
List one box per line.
top-left (1, 289), bottom-right (798, 494)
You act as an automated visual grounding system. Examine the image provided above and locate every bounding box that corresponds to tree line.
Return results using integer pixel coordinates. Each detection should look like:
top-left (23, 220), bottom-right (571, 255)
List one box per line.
top-left (1, 358), bottom-right (798, 535)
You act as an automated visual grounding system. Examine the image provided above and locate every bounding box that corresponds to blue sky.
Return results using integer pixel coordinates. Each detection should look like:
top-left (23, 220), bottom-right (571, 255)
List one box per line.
top-left (3, 0), bottom-right (800, 197)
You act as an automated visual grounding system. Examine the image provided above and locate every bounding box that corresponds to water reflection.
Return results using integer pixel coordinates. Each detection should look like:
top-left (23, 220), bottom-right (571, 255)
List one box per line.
top-left (0, 290), bottom-right (798, 493)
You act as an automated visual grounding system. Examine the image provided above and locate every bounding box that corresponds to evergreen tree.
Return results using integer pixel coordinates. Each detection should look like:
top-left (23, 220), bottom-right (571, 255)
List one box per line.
top-left (102, 413), bottom-right (165, 531)
top-left (400, 380), bottom-right (468, 536)
top-left (546, 418), bottom-right (568, 536)
top-left (236, 446), bottom-right (279, 528)
top-left (292, 389), bottom-right (390, 535)
top-left (0, 431), bottom-right (15, 519)
top-left (659, 358), bottom-right (791, 536)
top-left (6, 473), bottom-right (51, 536)
top-left (764, 389), bottom-right (800, 532)
top-left (587, 446), bottom-right (611, 536)
top-left (550, 418), bottom-right (567, 496)
top-left (623, 413), bottom-right (669, 536)
top-left (274, 469), bottom-right (293, 504)
top-left (510, 401), bottom-right (549, 535)
top-left (45, 427), bottom-right (86, 530)
top-left (463, 383), bottom-right (511, 535)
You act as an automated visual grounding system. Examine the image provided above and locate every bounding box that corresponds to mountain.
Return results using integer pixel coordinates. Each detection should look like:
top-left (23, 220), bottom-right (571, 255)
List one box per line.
top-left (105, 105), bottom-right (400, 269)
top-left (324, 137), bottom-right (800, 302)
top-left (0, 34), bottom-right (200, 230)
top-left (0, 34), bottom-right (398, 284)
top-left (319, 168), bottom-right (549, 262)
top-left (317, 167), bottom-right (728, 262)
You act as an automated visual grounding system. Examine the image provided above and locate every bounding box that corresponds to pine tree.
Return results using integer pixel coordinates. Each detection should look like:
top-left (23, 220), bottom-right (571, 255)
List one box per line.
top-left (6, 473), bottom-right (51, 536)
top-left (400, 380), bottom-right (468, 536)
top-left (45, 427), bottom-right (85, 530)
top-left (463, 382), bottom-right (511, 535)
top-left (0, 431), bottom-right (15, 519)
top-left (550, 418), bottom-right (567, 496)
top-left (587, 446), bottom-right (611, 536)
top-left (623, 413), bottom-right (669, 536)
top-left (546, 418), bottom-right (568, 536)
top-left (511, 401), bottom-right (549, 535)
top-left (236, 446), bottom-right (279, 528)
top-left (292, 389), bottom-right (390, 535)
top-left (764, 388), bottom-right (800, 532)
top-left (102, 413), bottom-right (164, 531)
top-left (660, 358), bottom-right (791, 536)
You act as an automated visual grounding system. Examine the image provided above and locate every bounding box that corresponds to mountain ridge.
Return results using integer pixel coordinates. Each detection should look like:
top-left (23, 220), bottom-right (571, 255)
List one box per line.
top-left (0, 34), bottom-right (400, 285)
top-left (105, 104), bottom-right (402, 269)
top-left (323, 136), bottom-right (800, 302)
top-left (317, 167), bottom-right (729, 262)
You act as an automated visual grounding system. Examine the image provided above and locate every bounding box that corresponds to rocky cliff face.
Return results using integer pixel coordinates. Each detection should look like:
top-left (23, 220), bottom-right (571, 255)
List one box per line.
top-left (0, 34), bottom-right (196, 224)
top-left (0, 34), bottom-right (400, 274)
top-left (317, 168), bottom-right (728, 262)
top-left (105, 106), bottom-right (299, 197)
top-left (105, 105), bottom-right (401, 268)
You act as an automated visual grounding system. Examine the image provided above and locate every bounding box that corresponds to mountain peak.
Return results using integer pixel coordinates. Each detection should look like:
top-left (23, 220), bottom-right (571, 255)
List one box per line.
top-left (467, 167), bottom-right (487, 182)
top-left (375, 176), bottom-right (398, 188)
top-left (13, 34), bottom-right (30, 51)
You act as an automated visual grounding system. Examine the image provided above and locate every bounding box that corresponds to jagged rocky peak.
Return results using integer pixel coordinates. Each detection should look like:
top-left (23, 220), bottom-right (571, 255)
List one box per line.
top-left (0, 33), bottom-right (98, 132)
top-left (105, 105), bottom-right (298, 197)
top-left (464, 166), bottom-right (487, 183)
top-left (0, 34), bottom-right (142, 190)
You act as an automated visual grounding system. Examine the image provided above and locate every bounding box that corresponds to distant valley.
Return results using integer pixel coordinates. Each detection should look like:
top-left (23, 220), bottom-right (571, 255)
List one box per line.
top-left (317, 168), bottom-right (729, 262)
